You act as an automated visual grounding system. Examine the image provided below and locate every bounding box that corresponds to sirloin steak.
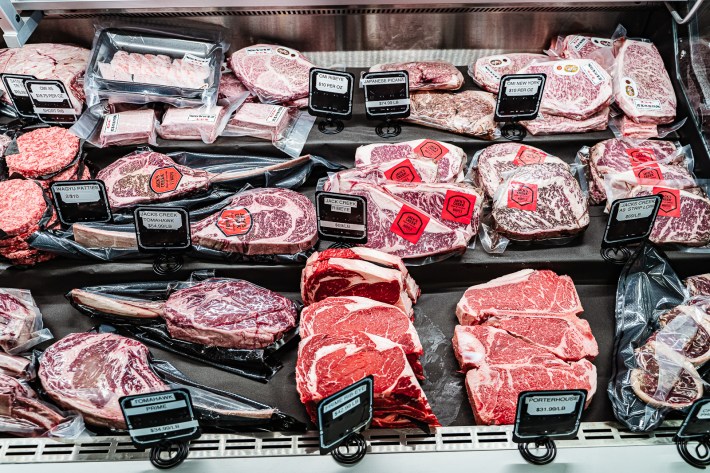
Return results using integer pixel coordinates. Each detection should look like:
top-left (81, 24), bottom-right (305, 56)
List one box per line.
top-left (369, 61), bottom-right (463, 91)
top-left (191, 187), bottom-right (317, 255)
top-left (296, 331), bottom-right (439, 428)
top-left (456, 269), bottom-right (583, 325)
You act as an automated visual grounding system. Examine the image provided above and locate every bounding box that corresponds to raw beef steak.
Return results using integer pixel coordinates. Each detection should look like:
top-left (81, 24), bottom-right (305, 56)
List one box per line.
top-left (518, 59), bottom-right (612, 120)
top-left (325, 157), bottom-right (440, 193)
top-left (521, 108), bottom-right (609, 135)
top-left (381, 182), bottom-right (482, 241)
top-left (218, 71), bottom-right (254, 101)
top-left (456, 269), bottom-right (583, 325)
top-left (556, 35), bottom-right (613, 61)
top-left (229, 44), bottom-right (314, 104)
top-left (97, 151), bottom-right (211, 209)
top-left (620, 116), bottom-right (658, 139)
top-left (470, 53), bottom-right (547, 93)
top-left (191, 187), bottom-right (317, 255)
top-left (301, 250), bottom-right (416, 317)
top-left (0, 352), bottom-right (31, 378)
top-left (492, 163), bottom-right (589, 240)
top-left (651, 305), bottom-right (710, 365)
top-left (224, 103), bottom-right (291, 139)
top-left (686, 274), bottom-right (710, 297)
top-left (476, 143), bottom-right (568, 199)
top-left (628, 186), bottom-right (710, 246)
top-left (613, 39), bottom-right (676, 124)
top-left (163, 279), bottom-right (297, 349)
top-left (0, 289), bottom-right (39, 354)
top-left (39, 332), bottom-right (167, 429)
top-left (355, 139), bottom-right (467, 183)
top-left (0, 373), bottom-right (66, 435)
top-left (0, 44), bottom-right (89, 114)
top-left (465, 358), bottom-right (596, 425)
top-left (603, 162), bottom-right (697, 208)
top-left (296, 331), bottom-right (439, 428)
top-left (300, 296), bottom-right (424, 377)
top-left (370, 61), bottom-right (463, 90)
top-left (406, 90), bottom-right (497, 137)
top-left (100, 109), bottom-right (156, 147)
top-left (343, 181), bottom-right (469, 259)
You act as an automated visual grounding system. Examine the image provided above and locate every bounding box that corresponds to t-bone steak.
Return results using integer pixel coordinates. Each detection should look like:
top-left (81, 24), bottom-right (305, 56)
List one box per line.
top-left (191, 187), bottom-right (317, 255)
top-left (470, 53), bottom-right (547, 93)
top-left (355, 139), bottom-right (467, 183)
top-left (518, 59), bottom-right (612, 120)
top-left (613, 39), bottom-right (677, 125)
top-left (228, 44), bottom-right (314, 104)
top-left (456, 269), bottom-right (583, 325)
top-left (296, 331), bottom-right (439, 428)
top-left (686, 274), bottom-right (710, 297)
top-left (492, 163), bottom-right (589, 240)
top-left (369, 61), bottom-right (464, 91)
top-left (39, 332), bottom-right (167, 429)
top-left (406, 90), bottom-right (497, 137)
top-left (300, 296), bottom-right (424, 377)
top-left (476, 143), bottom-right (568, 199)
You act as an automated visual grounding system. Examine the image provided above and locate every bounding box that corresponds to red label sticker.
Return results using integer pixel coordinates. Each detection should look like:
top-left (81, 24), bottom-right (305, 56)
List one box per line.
top-left (442, 190), bottom-right (477, 224)
top-left (384, 159), bottom-right (422, 183)
top-left (513, 146), bottom-right (548, 166)
top-left (633, 162), bottom-right (664, 184)
top-left (625, 147), bottom-right (657, 167)
top-left (216, 208), bottom-right (253, 236)
top-left (507, 181), bottom-right (538, 211)
top-left (653, 187), bottom-right (681, 218)
top-left (413, 139), bottom-right (449, 161)
top-left (390, 205), bottom-right (430, 244)
top-left (150, 166), bottom-right (183, 194)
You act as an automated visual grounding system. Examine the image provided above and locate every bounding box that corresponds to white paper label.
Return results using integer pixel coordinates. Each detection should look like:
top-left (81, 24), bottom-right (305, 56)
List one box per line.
top-left (6, 77), bottom-right (28, 97)
top-left (103, 113), bottom-right (120, 134)
top-left (187, 113), bottom-right (218, 123)
top-left (616, 198), bottom-right (657, 221)
top-left (526, 395), bottom-right (579, 416)
top-left (130, 393), bottom-right (176, 406)
top-left (33, 107), bottom-right (75, 115)
top-left (552, 62), bottom-right (581, 76)
top-left (266, 106), bottom-right (287, 124)
top-left (697, 404), bottom-right (710, 420)
top-left (486, 55), bottom-right (512, 68)
top-left (28, 83), bottom-right (69, 103)
top-left (482, 65), bottom-right (501, 81)
top-left (316, 73), bottom-right (348, 94)
top-left (140, 211), bottom-right (183, 231)
top-left (320, 221), bottom-right (367, 231)
top-left (365, 98), bottom-right (410, 109)
top-left (324, 197), bottom-right (358, 213)
top-left (323, 385), bottom-right (367, 414)
top-left (591, 37), bottom-right (613, 48)
top-left (504, 78), bottom-right (541, 96)
top-left (183, 54), bottom-right (210, 66)
top-left (246, 46), bottom-right (273, 55)
top-left (57, 184), bottom-right (101, 204)
top-left (633, 98), bottom-right (662, 112)
top-left (361, 77), bottom-right (407, 86)
top-left (582, 61), bottom-right (606, 86)
top-left (569, 35), bottom-right (589, 52)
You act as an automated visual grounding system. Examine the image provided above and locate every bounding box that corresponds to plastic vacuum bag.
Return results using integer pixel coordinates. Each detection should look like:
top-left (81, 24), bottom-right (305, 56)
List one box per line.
top-left (66, 271), bottom-right (299, 382)
top-left (71, 103), bottom-right (159, 148)
top-left (0, 288), bottom-right (53, 355)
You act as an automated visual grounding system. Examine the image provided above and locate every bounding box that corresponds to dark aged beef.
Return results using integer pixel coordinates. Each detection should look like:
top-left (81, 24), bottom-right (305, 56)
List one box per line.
top-left (191, 187), bottom-right (317, 255)
top-left (518, 59), bottom-right (613, 120)
top-left (296, 331), bottom-right (439, 429)
top-left (456, 269), bottom-right (583, 325)
top-left (229, 44), bottom-right (314, 104)
top-left (406, 90), bottom-right (497, 137)
top-left (613, 39), bottom-right (677, 125)
top-left (470, 53), bottom-right (547, 93)
top-left (492, 163), bottom-right (589, 240)
top-left (370, 61), bottom-right (463, 90)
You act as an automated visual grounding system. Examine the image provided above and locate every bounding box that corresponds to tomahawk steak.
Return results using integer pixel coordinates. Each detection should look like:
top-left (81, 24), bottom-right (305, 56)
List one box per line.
top-left (369, 61), bottom-right (464, 91)
top-left (456, 269), bottom-right (583, 325)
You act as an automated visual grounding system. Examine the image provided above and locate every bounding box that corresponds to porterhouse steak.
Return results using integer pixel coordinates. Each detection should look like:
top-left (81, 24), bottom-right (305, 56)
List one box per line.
top-left (369, 61), bottom-right (463, 91)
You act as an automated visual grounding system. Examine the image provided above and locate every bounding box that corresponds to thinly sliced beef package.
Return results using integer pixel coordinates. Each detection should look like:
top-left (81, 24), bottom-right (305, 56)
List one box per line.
top-left (38, 330), bottom-right (305, 432)
top-left (67, 270), bottom-right (299, 382)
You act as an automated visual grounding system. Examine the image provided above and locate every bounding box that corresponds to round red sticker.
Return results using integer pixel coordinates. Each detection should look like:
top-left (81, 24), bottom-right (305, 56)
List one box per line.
top-left (150, 166), bottom-right (183, 194)
top-left (216, 208), bottom-right (253, 236)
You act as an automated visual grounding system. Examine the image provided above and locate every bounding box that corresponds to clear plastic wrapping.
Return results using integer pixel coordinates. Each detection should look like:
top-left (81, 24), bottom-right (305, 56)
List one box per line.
top-left (71, 103), bottom-right (159, 148)
top-left (0, 288), bottom-right (52, 355)
top-left (405, 90), bottom-right (499, 138)
top-left (369, 60), bottom-right (464, 91)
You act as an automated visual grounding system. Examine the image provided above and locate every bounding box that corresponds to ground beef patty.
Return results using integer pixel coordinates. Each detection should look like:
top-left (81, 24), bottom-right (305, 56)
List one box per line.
top-left (6, 127), bottom-right (80, 178)
top-left (0, 180), bottom-right (47, 235)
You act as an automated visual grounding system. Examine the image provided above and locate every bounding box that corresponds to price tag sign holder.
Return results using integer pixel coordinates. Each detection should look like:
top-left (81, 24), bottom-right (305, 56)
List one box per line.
top-left (600, 195), bottom-right (661, 265)
top-left (675, 398), bottom-right (710, 469)
top-left (23, 79), bottom-right (77, 124)
top-left (495, 73), bottom-right (546, 142)
top-left (133, 207), bottom-right (191, 276)
top-left (316, 191), bottom-right (368, 246)
top-left (513, 389), bottom-right (587, 465)
top-left (308, 68), bottom-right (355, 135)
top-left (362, 71), bottom-right (410, 138)
top-left (51, 180), bottom-right (112, 225)
top-left (317, 376), bottom-right (373, 465)
top-left (1, 73), bottom-right (37, 118)
top-left (120, 388), bottom-right (201, 470)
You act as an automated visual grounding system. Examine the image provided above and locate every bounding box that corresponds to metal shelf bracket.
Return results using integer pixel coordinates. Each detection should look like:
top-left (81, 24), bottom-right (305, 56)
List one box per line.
top-left (0, 0), bottom-right (41, 47)
top-left (665, 0), bottom-right (706, 24)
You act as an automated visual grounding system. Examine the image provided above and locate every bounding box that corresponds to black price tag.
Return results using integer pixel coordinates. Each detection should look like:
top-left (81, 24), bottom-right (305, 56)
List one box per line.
top-left (602, 195), bottom-right (661, 248)
top-left (309, 68), bottom-right (354, 120)
top-left (1, 74), bottom-right (37, 117)
top-left (120, 389), bottom-right (200, 449)
top-left (24, 79), bottom-right (77, 124)
top-left (513, 390), bottom-right (586, 442)
top-left (316, 191), bottom-right (368, 244)
top-left (134, 207), bottom-right (191, 252)
top-left (362, 71), bottom-right (410, 120)
top-left (317, 376), bottom-right (373, 454)
top-left (51, 180), bottom-right (112, 225)
top-left (495, 73), bottom-right (546, 122)
top-left (677, 399), bottom-right (710, 439)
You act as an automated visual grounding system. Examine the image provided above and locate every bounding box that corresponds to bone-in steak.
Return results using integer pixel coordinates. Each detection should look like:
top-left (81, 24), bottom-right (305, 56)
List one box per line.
top-left (0, 373), bottom-right (66, 435)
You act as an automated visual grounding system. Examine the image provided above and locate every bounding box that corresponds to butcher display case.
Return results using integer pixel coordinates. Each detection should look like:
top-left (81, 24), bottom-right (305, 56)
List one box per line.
top-left (0, 1), bottom-right (708, 472)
